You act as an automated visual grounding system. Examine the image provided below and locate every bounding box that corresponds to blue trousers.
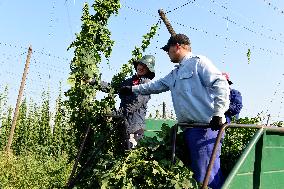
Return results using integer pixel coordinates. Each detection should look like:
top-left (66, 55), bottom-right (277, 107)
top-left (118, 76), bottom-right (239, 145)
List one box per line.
top-left (184, 128), bottom-right (224, 189)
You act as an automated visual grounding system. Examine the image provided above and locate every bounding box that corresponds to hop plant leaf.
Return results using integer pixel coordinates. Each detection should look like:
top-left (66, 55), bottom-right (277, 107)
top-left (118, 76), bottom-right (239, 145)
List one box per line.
top-left (247, 48), bottom-right (251, 64)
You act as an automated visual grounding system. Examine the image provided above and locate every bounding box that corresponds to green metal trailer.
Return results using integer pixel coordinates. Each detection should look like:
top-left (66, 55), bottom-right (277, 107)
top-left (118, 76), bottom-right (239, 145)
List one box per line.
top-left (145, 118), bottom-right (176, 137)
top-left (145, 119), bottom-right (284, 189)
top-left (222, 128), bottom-right (284, 189)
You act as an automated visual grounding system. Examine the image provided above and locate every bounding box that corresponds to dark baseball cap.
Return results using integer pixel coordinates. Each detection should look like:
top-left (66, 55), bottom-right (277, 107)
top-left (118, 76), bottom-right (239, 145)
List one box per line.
top-left (161, 34), bottom-right (191, 52)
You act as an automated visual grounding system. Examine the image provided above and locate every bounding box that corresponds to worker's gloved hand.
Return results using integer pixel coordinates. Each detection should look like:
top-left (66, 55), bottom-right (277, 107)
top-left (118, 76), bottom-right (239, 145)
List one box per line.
top-left (209, 116), bottom-right (223, 131)
top-left (119, 86), bottom-right (132, 95)
top-left (224, 110), bottom-right (231, 117)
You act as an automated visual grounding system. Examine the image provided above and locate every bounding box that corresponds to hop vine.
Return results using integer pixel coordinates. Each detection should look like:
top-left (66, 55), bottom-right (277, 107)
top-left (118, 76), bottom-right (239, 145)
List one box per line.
top-left (247, 48), bottom-right (251, 64)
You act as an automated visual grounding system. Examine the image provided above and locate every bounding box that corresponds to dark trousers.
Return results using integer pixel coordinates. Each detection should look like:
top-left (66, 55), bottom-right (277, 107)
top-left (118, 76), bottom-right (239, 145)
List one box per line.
top-left (184, 128), bottom-right (224, 189)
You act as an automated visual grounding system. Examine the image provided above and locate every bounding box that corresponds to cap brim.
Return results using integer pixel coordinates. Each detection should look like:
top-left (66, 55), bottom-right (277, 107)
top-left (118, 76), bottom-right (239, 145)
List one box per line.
top-left (161, 45), bottom-right (170, 52)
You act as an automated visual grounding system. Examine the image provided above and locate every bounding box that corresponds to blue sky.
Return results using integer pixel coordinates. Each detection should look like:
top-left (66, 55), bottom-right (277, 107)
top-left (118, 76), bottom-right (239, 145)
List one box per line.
top-left (0, 0), bottom-right (283, 123)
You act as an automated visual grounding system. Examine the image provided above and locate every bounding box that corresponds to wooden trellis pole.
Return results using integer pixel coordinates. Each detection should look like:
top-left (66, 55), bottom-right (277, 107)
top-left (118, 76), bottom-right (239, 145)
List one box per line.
top-left (5, 45), bottom-right (32, 152)
top-left (158, 9), bottom-right (176, 36)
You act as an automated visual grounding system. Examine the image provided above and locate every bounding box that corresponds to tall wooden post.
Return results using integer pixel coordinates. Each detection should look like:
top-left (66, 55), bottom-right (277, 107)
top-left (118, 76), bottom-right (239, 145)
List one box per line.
top-left (158, 9), bottom-right (176, 36)
top-left (5, 45), bottom-right (32, 152)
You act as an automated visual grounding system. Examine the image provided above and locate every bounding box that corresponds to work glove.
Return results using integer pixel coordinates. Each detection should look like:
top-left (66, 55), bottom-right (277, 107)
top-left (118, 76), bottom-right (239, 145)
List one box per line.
top-left (119, 86), bottom-right (133, 95)
top-left (224, 110), bottom-right (231, 117)
top-left (209, 116), bottom-right (223, 131)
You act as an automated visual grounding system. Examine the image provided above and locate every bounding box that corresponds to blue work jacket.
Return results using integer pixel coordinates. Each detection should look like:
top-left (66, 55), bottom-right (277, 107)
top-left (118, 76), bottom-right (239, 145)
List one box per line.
top-left (133, 53), bottom-right (230, 124)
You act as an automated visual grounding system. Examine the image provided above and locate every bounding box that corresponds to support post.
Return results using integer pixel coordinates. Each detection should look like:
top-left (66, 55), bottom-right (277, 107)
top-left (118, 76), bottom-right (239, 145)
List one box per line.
top-left (5, 45), bottom-right (32, 152)
top-left (162, 102), bottom-right (166, 119)
top-left (158, 9), bottom-right (176, 36)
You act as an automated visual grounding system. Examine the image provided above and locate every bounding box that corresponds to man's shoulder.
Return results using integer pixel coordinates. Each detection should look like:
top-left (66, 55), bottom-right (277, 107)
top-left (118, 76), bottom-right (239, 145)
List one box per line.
top-left (188, 55), bottom-right (214, 69)
top-left (192, 54), bottom-right (210, 61)
top-left (189, 54), bottom-right (211, 63)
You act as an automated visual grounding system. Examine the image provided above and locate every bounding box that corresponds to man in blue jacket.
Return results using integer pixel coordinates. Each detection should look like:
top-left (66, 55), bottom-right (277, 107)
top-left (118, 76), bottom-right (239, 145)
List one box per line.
top-left (120, 34), bottom-right (230, 189)
top-left (222, 73), bottom-right (243, 123)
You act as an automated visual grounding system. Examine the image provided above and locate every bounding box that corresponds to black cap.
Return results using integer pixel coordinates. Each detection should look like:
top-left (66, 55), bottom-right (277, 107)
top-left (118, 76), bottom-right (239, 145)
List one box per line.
top-left (161, 34), bottom-right (191, 52)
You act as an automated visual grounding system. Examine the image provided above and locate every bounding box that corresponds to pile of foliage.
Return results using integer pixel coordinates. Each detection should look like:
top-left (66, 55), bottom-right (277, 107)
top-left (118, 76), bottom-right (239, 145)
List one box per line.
top-left (75, 124), bottom-right (198, 188)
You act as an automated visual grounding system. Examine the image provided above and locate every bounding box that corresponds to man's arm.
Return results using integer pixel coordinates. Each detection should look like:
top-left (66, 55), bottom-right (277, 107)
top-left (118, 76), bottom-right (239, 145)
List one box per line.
top-left (122, 79), bottom-right (151, 113)
top-left (132, 72), bottom-right (173, 95)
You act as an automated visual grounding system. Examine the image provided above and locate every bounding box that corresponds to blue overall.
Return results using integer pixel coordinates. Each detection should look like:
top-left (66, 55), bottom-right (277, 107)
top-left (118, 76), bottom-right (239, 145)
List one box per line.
top-left (184, 128), bottom-right (223, 189)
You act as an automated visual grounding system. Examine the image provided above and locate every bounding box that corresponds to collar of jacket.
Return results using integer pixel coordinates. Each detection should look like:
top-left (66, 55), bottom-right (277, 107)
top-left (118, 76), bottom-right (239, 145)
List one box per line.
top-left (175, 52), bottom-right (193, 68)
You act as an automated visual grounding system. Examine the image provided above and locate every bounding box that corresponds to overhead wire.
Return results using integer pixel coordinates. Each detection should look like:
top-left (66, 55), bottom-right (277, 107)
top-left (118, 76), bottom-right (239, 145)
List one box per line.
top-left (263, 0), bottom-right (284, 15)
top-left (169, 19), bottom-right (283, 56)
top-left (64, 0), bottom-right (75, 40)
top-left (48, 1), bottom-right (56, 38)
top-left (0, 49), bottom-right (68, 105)
top-left (264, 73), bottom-right (284, 121)
top-left (193, 1), bottom-right (284, 45)
top-left (148, 19), bottom-right (162, 57)
top-left (122, 2), bottom-right (284, 122)
top-left (122, 3), bottom-right (284, 56)
top-left (1, 1), bottom-right (283, 120)
top-left (165, 0), bottom-right (196, 14)
top-left (209, 0), bottom-right (284, 38)
top-left (0, 41), bottom-right (70, 61)
top-left (121, 4), bottom-right (159, 18)
top-left (222, 0), bottom-right (229, 64)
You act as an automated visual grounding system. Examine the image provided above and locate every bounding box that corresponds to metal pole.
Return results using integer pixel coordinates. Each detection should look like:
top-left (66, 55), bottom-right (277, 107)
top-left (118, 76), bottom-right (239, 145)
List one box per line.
top-left (266, 114), bottom-right (271, 126)
top-left (162, 102), bottom-right (166, 119)
top-left (170, 124), bottom-right (178, 164)
top-left (5, 45), bottom-right (32, 152)
top-left (158, 9), bottom-right (176, 36)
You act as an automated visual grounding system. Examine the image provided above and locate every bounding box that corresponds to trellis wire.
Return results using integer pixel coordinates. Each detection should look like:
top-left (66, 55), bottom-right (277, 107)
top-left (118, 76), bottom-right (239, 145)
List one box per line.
top-left (209, 0), bottom-right (284, 37)
top-left (263, 0), bottom-right (284, 15)
top-left (122, 3), bottom-right (284, 56)
top-left (192, 1), bottom-right (284, 45)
